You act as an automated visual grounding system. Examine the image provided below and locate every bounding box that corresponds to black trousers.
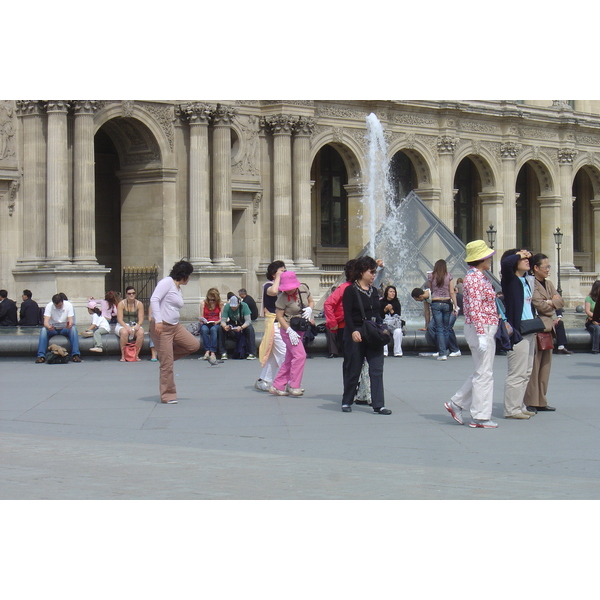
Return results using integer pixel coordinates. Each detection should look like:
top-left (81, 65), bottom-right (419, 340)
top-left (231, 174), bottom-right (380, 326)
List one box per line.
top-left (326, 327), bottom-right (345, 356)
top-left (554, 319), bottom-right (568, 348)
top-left (341, 328), bottom-right (385, 409)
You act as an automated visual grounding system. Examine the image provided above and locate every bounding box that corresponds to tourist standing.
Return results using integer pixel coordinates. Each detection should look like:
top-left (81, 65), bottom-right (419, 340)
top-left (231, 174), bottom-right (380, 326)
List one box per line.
top-left (255, 261), bottom-right (287, 391)
top-left (149, 260), bottom-right (200, 404)
top-left (501, 249), bottom-right (537, 420)
top-left (269, 271), bottom-right (313, 397)
top-left (427, 259), bottom-right (458, 361)
top-left (445, 240), bottom-right (498, 428)
top-left (523, 253), bottom-right (561, 413)
top-left (340, 256), bottom-right (391, 415)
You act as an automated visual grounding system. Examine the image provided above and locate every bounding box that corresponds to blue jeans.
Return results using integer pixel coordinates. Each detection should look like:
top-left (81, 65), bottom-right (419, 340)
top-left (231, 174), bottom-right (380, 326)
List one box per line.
top-left (431, 301), bottom-right (452, 357)
top-left (37, 326), bottom-right (80, 357)
top-left (585, 320), bottom-right (600, 353)
top-left (426, 312), bottom-right (459, 353)
top-left (201, 323), bottom-right (219, 353)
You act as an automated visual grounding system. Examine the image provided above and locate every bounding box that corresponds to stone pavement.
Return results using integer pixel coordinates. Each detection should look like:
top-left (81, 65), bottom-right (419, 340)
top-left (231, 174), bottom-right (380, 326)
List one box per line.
top-left (1, 351), bottom-right (599, 499)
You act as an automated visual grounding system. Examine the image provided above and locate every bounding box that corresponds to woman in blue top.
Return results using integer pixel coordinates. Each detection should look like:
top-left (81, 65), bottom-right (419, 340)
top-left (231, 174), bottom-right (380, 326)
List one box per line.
top-left (500, 248), bottom-right (537, 420)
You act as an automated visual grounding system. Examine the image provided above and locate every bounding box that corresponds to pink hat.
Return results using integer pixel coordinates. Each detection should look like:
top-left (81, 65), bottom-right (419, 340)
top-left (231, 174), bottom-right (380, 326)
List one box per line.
top-left (87, 299), bottom-right (98, 309)
top-left (279, 271), bottom-right (302, 292)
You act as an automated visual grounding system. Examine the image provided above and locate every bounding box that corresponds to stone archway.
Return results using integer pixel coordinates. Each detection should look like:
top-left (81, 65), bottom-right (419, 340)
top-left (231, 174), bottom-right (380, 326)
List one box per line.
top-left (572, 164), bottom-right (600, 273)
top-left (94, 113), bottom-right (170, 294)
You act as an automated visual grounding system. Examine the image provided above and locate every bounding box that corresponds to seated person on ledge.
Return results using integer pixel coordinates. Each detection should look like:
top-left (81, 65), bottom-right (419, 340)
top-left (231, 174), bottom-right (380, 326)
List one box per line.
top-left (36, 293), bottom-right (81, 363)
top-left (220, 295), bottom-right (257, 359)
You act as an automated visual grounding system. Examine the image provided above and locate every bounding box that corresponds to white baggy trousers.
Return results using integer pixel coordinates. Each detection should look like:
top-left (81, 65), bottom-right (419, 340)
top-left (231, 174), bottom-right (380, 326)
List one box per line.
top-left (451, 323), bottom-right (497, 420)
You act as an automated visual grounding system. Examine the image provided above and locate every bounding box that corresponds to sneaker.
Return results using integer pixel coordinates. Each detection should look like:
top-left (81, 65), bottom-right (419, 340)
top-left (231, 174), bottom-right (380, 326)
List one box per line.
top-left (285, 383), bottom-right (305, 394)
top-left (89, 347), bottom-right (103, 353)
top-left (437, 355), bottom-right (448, 361)
top-left (342, 405), bottom-right (352, 412)
top-left (449, 351), bottom-right (462, 357)
top-left (394, 353), bottom-right (403, 357)
top-left (220, 354), bottom-right (228, 361)
top-left (246, 354), bottom-right (257, 360)
top-left (505, 413), bottom-right (530, 419)
top-left (469, 419), bottom-right (498, 429)
top-left (162, 399), bottom-right (178, 404)
top-left (373, 407), bottom-right (392, 415)
top-left (254, 379), bottom-right (270, 392)
top-left (444, 401), bottom-right (463, 425)
top-left (268, 386), bottom-right (289, 396)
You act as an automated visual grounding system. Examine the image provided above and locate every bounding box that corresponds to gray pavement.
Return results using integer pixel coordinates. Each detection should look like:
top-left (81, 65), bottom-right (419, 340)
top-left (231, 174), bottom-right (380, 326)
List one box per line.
top-left (1, 350), bottom-right (599, 499)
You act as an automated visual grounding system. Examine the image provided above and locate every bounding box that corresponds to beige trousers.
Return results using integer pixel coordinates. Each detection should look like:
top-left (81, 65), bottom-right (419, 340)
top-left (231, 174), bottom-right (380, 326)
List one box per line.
top-left (523, 343), bottom-right (553, 408)
top-left (150, 321), bottom-right (200, 403)
top-left (503, 333), bottom-right (536, 417)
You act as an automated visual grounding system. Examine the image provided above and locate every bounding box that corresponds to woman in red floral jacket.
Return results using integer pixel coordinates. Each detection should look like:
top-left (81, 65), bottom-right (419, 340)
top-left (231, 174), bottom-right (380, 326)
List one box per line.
top-left (445, 240), bottom-right (499, 429)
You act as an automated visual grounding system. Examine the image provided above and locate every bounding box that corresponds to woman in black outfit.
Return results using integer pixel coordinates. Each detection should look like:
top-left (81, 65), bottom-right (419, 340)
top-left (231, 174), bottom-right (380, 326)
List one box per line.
top-left (340, 256), bottom-right (392, 415)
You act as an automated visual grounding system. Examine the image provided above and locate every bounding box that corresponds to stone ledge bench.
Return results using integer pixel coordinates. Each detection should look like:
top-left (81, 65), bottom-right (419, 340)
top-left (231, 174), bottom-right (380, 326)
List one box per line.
top-left (0, 327), bottom-right (597, 357)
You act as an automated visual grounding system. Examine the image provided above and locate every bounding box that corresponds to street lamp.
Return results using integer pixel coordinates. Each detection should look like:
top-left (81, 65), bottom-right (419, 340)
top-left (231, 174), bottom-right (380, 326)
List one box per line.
top-left (486, 224), bottom-right (496, 273)
top-left (554, 227), bottom-right (564, 295)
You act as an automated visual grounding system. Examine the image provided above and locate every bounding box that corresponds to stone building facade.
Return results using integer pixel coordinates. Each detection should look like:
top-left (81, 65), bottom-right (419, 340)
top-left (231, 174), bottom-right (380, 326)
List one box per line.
top-left (1, 99), bottom-right (599, 317)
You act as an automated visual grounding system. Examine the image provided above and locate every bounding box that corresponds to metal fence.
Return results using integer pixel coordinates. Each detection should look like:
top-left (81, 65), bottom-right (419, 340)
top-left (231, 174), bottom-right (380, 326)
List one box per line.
top-left (122, 266), bottom-right (158, 311)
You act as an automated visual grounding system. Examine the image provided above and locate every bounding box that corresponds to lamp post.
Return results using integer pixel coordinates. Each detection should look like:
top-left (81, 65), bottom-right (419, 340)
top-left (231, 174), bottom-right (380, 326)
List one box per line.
top-left (554, 227), bottom-right (564, 295)
top-left (486, 224), bottom-right (496, 273)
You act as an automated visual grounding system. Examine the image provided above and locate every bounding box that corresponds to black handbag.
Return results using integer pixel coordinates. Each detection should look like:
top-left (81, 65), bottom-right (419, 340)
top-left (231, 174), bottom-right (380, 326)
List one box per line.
top-left (354, 286), bottom-right (391, 349)
top-left (520, 317), bottom-right (545, 335)
top-left (289, 287), bottom-right (311, 332)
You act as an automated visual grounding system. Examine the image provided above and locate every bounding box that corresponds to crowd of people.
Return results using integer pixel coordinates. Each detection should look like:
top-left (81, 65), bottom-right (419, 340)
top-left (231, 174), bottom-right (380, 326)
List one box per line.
top-left (2, 248), bottom-right (600, 416)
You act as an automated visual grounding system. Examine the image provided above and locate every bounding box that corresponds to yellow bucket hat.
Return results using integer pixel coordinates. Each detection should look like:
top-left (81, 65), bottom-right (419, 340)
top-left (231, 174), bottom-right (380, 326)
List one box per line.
top-left (465, 240), bottom-right (495, 263)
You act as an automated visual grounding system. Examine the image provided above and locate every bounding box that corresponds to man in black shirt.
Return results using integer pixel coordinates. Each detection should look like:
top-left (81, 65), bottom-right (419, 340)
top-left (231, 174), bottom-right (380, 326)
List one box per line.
top-left (238, 288), bottom-right (259, 321)
top-left (19, 289), bottom-right (40, 326)
top-left (0, 289), bottom-right (18, 326)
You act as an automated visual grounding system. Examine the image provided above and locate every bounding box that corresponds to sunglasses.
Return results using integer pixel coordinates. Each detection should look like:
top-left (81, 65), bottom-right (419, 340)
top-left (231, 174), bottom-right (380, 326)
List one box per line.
top-left (126, 291), bottom-right (136, 295)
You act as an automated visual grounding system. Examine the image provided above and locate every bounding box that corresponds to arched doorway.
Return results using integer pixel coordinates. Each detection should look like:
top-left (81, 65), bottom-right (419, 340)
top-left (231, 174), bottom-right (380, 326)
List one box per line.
top-left (94, 115), bottom-right (165, 296)
top-left (389, 151), bottom-right (417, 204)
top-left (515, 162), bottom-right (541, 251)
top-left (573, 168), bottom-right (595, 272)
top-left (453, 157), bottom-right (482, 244)
top-left (310, 144), bottom-right (349, 269)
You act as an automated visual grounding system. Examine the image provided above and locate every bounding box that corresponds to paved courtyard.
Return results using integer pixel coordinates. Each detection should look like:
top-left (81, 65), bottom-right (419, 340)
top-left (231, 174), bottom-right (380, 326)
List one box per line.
top-left (1, 351), bottom-right (599, 499)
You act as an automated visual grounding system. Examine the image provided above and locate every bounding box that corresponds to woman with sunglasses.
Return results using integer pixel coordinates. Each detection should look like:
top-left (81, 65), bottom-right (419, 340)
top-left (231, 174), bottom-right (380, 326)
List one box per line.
top-left (340, 255), bottom-right (391, 415)
top-left (115, 286), bottom-right (145, 361)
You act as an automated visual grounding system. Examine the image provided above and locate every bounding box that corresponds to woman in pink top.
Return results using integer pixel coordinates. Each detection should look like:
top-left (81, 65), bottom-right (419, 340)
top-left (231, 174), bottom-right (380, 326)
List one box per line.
top-left (445, 240), bottom-right (499, 429)
top-left (150, 260), bottom-right (200, 404)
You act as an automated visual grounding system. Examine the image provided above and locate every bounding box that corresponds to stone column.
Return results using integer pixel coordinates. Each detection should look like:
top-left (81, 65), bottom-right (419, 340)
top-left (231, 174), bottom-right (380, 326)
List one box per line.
top-left (590, 197), bottom-right (600, 274)
top-left (500, 141), bottom-right (521, 252)
top-left (45, 100), bottom-right (70, 263)
top-left (15, 101), bottom-right (46, 264)
top-left (557, 148), bottom-right (577, 269)
top-left (73, 101), bottom-right (98, 264)
top-left (211, 104), bottom-right (236, 267)
top-left (182, 102), bottom-right (212, 267)
top-left (538, 195), bottom-right (562, 259)
top-left (436, 135), bottom-right (459, 228)
top-left (479, 191), bottom-right (504, 272)
top-left (263, 114), bottom-right (294, 266)
top-left (292, 116), bottom-right (316, 269)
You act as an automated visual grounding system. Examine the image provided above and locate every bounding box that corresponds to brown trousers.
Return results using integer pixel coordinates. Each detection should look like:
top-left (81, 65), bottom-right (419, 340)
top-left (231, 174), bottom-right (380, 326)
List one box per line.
top-left (150, 321), bottom-right (200, 403)
top-left (523, 343), bottom-right (553, 408)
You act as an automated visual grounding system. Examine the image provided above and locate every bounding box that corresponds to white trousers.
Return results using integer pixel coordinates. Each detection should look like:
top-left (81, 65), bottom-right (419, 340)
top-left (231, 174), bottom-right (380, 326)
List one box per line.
top-left (451, 323), bottom-right (497, 420)
top-left (259, 323), bottom-right (286, 384)
top-left (503, 333), bottom-right (536, 416)
top-left (383, 327), bottom-right (403, 356)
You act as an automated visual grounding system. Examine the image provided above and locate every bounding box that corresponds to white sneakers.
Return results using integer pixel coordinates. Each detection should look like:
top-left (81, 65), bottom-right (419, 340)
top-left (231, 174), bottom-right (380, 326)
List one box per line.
top-left (469, 419), bottom-right (498, 429)
top-left (445, 401), bottom-right (498, 428)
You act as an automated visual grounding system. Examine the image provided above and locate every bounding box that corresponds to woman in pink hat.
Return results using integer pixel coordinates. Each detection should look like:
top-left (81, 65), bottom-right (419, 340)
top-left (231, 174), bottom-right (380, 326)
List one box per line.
top-left (270, 271), bottom-right (314, 396)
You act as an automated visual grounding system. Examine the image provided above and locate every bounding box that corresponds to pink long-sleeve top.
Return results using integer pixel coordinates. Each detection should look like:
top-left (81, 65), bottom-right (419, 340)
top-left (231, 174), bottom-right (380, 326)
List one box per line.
top-left (150, 277), bottom-right (184, 325)
top-left (462, 267), bottom-right (498, 334)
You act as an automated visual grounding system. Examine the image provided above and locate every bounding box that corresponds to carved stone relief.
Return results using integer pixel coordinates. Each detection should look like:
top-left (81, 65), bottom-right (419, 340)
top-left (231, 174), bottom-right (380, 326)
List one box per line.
top-left (558, 148), bottom-right (577, 164)
top-left (144, 102), bottom-right (175, 150)
top-left (499, 141), bottom-right (523, 159)
top-left (0, 101), bottom-right (16, 161)
top-left (252, 191), bottom-right (262, 223)
top-left (436, 135), bottom-right (460, 154)
top-left (232, 114), bottom-right (260, 177)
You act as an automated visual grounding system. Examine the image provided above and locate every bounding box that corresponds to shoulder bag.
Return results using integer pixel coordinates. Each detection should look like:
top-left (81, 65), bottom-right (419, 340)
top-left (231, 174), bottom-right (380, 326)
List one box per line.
top-left (354, 286), bottom-right (391, 349)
